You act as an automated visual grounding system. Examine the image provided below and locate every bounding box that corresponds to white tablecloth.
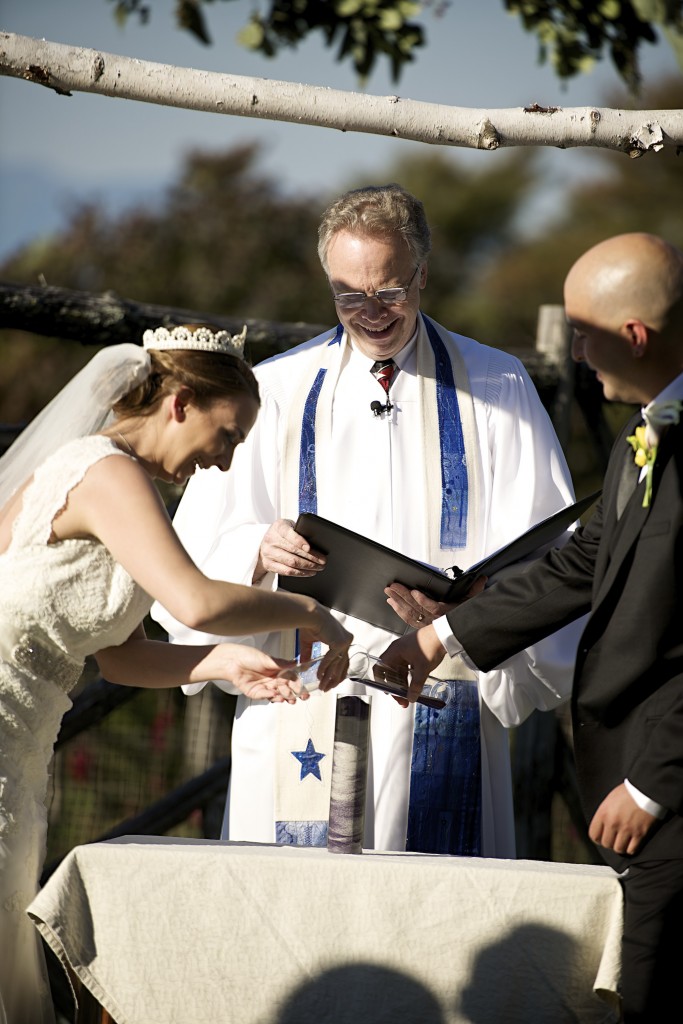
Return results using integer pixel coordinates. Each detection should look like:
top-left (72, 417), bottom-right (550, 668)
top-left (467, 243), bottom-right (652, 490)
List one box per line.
top-left (29, 837), bottom-right (623, 1024)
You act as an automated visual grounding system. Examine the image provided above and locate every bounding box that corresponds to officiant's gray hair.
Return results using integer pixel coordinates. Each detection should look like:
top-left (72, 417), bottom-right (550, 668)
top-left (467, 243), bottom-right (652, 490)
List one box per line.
top-left (317, 184), bottom-right (431, 274)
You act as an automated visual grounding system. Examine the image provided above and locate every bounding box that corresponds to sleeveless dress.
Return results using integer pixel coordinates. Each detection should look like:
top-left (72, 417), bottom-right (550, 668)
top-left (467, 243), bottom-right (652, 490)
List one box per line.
top-left (0, 436), bottom-right (152, 1024)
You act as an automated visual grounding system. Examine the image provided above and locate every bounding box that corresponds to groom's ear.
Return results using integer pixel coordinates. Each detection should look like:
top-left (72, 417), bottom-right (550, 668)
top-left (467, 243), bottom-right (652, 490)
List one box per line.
top-left (624, 319), bottom-right (649, 357)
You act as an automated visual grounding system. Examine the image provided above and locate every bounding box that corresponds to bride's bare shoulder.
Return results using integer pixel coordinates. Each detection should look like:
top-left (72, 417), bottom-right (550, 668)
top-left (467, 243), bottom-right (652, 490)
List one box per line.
top-left (0, 478), bottom-right (34, 555)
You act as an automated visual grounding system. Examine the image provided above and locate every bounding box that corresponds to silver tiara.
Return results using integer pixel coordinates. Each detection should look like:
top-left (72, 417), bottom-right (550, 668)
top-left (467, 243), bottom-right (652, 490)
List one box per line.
top-left (142, 324), bottom-right (247, 359)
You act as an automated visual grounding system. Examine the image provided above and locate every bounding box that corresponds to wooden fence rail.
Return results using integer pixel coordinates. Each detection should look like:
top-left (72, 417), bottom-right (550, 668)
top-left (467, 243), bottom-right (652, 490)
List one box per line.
top-left (0, 279), bottom-right (326, 356)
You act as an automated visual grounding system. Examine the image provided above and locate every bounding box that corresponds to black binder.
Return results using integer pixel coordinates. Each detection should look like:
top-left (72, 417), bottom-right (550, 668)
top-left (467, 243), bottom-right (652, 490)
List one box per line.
top-left (279, 491), bottom-right (601, 635)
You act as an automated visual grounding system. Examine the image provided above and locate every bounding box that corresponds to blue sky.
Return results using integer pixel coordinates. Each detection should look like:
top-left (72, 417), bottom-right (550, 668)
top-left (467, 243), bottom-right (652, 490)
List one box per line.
top-left (0, 0), bottom-right (679, 260)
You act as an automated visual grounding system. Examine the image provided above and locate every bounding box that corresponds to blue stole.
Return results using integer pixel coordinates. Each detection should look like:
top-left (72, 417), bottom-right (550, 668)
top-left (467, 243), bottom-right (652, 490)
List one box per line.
top-left (407, 683), bottom-right (481, 855)
top-left (298, 323), bottom-right (343, 514)
top-left (288, 316), bottom-right (481, 855)
top-left (297, 316), bottom-right (469, 546)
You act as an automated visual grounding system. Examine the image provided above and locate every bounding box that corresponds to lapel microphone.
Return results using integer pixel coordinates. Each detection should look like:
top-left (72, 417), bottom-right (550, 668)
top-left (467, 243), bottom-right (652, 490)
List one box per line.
top-left (370, 358), bottom-right (395, 416)
top-left (370, 399), bottom-right (393, 416)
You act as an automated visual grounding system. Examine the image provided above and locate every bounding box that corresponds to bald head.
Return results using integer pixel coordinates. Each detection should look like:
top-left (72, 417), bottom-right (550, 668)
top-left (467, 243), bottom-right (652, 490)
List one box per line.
top-left (565, 234), bottom-right (683, 403)
top-left (566, 233), bottom-right (683, 336)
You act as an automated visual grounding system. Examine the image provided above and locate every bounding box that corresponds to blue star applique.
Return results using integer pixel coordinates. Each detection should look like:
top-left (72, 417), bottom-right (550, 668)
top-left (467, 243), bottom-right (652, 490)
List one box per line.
top-left (292, 738), bottom-right (325, 782)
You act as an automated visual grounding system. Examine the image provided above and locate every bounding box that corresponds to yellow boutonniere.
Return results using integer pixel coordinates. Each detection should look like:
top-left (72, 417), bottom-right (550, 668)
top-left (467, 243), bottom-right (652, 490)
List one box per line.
top-left (626, 426), bottom-right (657, 507)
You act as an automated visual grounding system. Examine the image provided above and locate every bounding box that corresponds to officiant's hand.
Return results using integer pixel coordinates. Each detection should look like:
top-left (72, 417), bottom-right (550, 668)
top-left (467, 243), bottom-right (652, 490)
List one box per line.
top-left (253, 519), bottom-right (327, 582)
top-left (383, 582), bottom-right (450, 630)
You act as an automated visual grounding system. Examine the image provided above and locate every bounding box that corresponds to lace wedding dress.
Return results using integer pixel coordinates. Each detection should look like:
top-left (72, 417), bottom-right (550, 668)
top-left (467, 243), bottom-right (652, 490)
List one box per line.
top-left (0, 436), bottom-right (152, 1023)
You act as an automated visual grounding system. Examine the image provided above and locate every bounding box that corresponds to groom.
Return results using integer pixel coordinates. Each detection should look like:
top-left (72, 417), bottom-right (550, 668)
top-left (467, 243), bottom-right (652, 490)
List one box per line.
top-left (381, 232), bottom-right (683, 1023)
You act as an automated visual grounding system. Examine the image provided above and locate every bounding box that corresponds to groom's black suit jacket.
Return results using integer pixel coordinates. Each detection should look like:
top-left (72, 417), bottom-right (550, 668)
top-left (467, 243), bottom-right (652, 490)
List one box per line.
top-left (448, 412), bottom-right (683, 871)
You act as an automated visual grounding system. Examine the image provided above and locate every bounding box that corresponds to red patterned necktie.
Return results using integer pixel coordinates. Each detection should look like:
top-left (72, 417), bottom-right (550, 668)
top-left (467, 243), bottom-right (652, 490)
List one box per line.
top-left (372, 359), bottom-right (395, 394)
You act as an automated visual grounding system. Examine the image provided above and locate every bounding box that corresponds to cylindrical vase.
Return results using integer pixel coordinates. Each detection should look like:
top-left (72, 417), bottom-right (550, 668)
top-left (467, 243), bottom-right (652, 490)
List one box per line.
top-left (327, 695), bottom-right (370, 855)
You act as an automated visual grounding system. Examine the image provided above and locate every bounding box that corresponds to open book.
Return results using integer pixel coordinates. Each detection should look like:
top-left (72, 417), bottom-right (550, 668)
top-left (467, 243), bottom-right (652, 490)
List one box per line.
top-left (279, 491), bottom-right (601, 635)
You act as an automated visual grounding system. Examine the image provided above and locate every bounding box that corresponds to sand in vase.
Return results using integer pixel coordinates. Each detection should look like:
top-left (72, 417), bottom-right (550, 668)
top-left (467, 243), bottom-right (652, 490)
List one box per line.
top-left (327, 695), bottom-right (370, 855)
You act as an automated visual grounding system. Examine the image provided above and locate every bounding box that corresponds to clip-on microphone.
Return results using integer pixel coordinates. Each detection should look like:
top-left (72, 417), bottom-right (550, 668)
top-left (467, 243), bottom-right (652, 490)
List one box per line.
top-left (370, 399), bottom-right (393, 417)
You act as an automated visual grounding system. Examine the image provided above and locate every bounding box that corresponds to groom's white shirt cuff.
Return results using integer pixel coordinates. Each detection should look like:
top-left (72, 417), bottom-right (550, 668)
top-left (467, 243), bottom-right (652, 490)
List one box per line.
top-left (433, 614), bottom-right (474, 666)
top-left (624, 779), bottom-right (666, 819)
top-left (434, 615), bottom-right (668, 819)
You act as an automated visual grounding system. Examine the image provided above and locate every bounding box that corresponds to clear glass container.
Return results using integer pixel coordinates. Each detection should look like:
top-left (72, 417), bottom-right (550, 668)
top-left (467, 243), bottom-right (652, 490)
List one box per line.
top-left (277, 645), bottom-right (448, 709)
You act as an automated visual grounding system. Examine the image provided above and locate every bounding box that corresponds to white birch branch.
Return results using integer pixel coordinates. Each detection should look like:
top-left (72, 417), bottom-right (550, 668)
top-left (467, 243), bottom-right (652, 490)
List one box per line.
top-left (1, 31), bottom-right (681, 157)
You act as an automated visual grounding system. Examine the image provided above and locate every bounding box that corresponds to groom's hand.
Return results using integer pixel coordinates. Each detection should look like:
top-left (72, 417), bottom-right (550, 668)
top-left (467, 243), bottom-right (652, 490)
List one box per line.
top-left (589, 783), bottom-right (657, 856)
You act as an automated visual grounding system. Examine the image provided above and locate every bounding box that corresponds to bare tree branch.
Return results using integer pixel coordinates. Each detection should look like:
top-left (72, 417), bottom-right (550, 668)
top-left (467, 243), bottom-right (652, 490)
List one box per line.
top-left (1, 32), bottom-right (681, 156)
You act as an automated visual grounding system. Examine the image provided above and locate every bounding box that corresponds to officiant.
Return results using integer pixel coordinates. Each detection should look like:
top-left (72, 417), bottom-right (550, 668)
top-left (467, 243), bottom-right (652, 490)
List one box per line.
top-left (153, 183), bottom-right (582, 857)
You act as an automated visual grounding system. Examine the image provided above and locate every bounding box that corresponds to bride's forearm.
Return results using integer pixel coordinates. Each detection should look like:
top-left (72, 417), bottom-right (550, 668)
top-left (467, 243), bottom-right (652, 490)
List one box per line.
top-left (160, 577), bottom-right (351, 656)
top-left (96, 638), bottom-right (299, 703)
top-left (177, 580), bottom-right (321, 638)
top-left (95, 638), bottom-right (238, 689)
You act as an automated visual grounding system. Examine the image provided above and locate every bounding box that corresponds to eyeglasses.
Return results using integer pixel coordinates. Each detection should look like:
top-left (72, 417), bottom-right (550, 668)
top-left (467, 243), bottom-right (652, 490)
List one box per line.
top-left (332, 265), bottom-right (420, 310)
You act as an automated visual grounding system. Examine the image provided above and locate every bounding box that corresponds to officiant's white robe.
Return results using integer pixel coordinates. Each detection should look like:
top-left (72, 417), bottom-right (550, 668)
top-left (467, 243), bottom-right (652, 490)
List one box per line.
top-left (153, 319), bottom-right (581, 857)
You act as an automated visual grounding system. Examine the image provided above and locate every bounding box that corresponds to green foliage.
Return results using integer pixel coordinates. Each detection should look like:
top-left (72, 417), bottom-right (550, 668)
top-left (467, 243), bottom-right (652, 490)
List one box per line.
top-left (176, 0), bottom-right (213, 45)
top-left (237, 0), bottom-right (425, 83)
top-left (0, 144), bottom-right (332, 418)
top-left (0, 331), bottom-right (95, 424)
top-left (2, 76), bottom-right (681, 420)
top-left (5, 145), bottom-right (538, 357)
top-left (504, 0), bottom-right (683, 92)
top-left (475, 75), bottom-right (683, 345)
top-left (110, 0), bottom-right (425, 82)
top-left (107, 0), bottom-right (683, 87)
top-left (364, 148), bottom-right (541, 341)
top-left (2, 143), bottom-right (332, 323)
top-left (109, 0), bottom-right (151, 31)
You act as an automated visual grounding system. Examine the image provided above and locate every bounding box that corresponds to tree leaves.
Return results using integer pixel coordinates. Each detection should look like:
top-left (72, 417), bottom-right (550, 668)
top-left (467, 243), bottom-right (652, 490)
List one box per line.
top-left (107, 0), bottom-right (683, 87)
top-left (235, 0), bottom-right (425, 83)
top-left (108, 0), bottom-right (151, 30)
top-left (109, 0), bottom-right (424, 82)
top-left (176, 0), bottom-right (213, 46)
top-left (504, 0), bottom-right (681, 93)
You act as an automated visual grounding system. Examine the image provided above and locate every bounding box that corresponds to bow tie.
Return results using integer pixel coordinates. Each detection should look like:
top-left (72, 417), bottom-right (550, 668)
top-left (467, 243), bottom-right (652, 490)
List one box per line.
top-left (642, 399), bottom-right (683, 447)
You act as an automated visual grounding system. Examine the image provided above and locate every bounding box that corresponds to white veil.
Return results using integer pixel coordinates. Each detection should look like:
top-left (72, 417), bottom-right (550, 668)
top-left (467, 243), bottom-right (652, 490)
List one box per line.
top-left (0, 343), bottom-right (151, 508)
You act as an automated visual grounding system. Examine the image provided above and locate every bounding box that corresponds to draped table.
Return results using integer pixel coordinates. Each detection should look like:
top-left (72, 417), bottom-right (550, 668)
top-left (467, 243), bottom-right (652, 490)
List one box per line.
top-left (28, 837), bottom-right (623, 1024)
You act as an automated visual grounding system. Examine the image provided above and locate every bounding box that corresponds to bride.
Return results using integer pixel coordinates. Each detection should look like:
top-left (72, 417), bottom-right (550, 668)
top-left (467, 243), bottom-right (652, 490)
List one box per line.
top-left (0, 323), bottom-right (351, 1023)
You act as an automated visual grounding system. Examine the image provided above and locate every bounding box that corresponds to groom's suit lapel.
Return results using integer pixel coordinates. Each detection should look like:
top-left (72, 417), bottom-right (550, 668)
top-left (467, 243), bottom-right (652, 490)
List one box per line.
top-left (592, 422), bottom-right (678, 613)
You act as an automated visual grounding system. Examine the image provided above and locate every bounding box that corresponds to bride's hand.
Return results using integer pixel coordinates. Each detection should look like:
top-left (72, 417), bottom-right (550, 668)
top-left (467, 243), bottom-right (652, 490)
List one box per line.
top-left (299, 603), bottom-right (352, 690)
top-left (216, 644), bottom-right (309, 704)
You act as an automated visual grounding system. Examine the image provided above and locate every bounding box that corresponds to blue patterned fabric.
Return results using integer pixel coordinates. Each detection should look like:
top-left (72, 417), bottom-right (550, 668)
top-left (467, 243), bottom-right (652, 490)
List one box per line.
top-left (298, 318), bottom-right (468, 548)
top-left (298, 368), bottom-right (327, 516)
top-left (293, 320), bottom-right (478, 854)
top-left (407, 680), bottom-right (482, 856)
top-left (422, 316), bottom-right (469, 550)
top-left (298, 325), bottom-right (343, 516)
top-left (275, 821), bottom-right (328, 846)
